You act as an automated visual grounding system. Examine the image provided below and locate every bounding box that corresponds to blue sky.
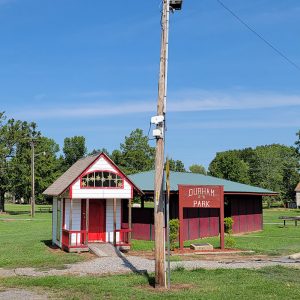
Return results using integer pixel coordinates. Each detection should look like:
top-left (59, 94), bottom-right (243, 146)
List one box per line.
top-left (1, 0), bottom-right (300, 169)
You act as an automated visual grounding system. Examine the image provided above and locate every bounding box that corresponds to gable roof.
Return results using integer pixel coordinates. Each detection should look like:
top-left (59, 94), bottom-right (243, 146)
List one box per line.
top-left (295, 182), bottom-right (300, 192)
top-left (43, 152), bottom-right (143, 196)
top-left (128, 170), bottom-right (277, 195)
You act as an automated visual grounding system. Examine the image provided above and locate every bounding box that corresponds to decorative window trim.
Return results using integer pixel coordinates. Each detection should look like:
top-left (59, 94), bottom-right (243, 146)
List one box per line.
top-left (80, 170), bottom-right (124, 189)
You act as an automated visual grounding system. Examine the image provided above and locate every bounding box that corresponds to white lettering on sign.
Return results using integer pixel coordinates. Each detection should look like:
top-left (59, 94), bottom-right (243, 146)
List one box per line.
top-left (188, 187), bottom-right (216, 199)
top-left (193, 200), bottom-right (211, 208)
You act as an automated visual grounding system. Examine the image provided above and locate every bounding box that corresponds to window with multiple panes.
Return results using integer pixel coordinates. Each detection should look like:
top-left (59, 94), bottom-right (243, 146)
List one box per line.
top-left (81, 171), bottom-right (123, 188)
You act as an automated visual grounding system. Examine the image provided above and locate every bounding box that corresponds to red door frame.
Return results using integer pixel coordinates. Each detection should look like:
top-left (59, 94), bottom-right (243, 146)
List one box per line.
top-left (178, 185), bottom-right (224, 251)
top-left (84, 199), bottom-right (106, 242)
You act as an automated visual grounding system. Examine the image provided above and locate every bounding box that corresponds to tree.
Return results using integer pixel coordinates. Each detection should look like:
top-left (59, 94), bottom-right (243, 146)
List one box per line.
top-left (189, 164), bottom-right (206, 175)
top-left (63, 136), bottom-right (87, 170)
top-left (168, 158), bottom-right (186, 172)
top-left (0, 113), bottom-right (39, 212)
top-left (9, 136), bottom-right (61, 204)
top-left (118, 129), bottom-right (155, 174)
top-left (249, 144), bottom-right (300, 202)
top-left (89, 148), bottom-right (110, 156)
top-left (208, 144), bottom-right (300, 203)
top-left (208, 151), bottom-right (250, 184)
top-left (295, 130), bottom-right (300, 154)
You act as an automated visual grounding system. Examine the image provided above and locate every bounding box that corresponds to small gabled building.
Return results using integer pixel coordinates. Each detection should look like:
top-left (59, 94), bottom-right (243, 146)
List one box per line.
top-left (43, 152), bottom-right (142, 252)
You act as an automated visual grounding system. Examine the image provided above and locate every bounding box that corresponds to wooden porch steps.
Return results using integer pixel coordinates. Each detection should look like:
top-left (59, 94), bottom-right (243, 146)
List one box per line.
top-left (88, 243), bottom-right (122, 258)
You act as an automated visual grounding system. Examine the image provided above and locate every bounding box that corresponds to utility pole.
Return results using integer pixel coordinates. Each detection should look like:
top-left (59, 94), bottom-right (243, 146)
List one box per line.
top-left (153, 0), bottom-right (182, 289)
top-left (31, 140), bottom-right (35, 218)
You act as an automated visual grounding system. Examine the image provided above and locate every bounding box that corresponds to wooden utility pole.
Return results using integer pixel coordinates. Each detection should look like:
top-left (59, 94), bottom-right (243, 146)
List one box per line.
top-left (154, 0), bottom-right (182, 288)
top-left (154, 0), bottom-right (169, 289)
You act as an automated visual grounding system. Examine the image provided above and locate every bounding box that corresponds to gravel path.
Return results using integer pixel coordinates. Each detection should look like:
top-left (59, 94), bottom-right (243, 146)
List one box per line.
top-left (0, 289), bottom-right (48, 300)
top-left (1, 255), bottom-right (300, 278)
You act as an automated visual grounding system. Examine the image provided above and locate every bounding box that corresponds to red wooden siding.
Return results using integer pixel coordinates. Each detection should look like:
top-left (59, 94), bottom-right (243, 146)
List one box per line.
top-left (230, 195), bottom-right (262, 234)
top-left (120, 194), bottom-right (263, 241)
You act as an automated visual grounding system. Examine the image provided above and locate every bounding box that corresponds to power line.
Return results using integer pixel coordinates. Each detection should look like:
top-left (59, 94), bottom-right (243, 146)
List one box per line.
top-left (216, 0), bottom-right (300, 72)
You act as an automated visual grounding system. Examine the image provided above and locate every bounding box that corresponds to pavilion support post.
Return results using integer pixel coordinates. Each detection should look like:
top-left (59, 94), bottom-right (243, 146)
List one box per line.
top-left (220, 188), bottom-right (225, 250)
top-left (113, 198), bottom-right (117, 246)
top-left (69, 199), bottom-right (73, 248)
top-left (179, 197), bottom-right (184, 251)
top-left (85, 199), bottom-right (89, 245)
top-left (128, 198), bottom-right (132, 243)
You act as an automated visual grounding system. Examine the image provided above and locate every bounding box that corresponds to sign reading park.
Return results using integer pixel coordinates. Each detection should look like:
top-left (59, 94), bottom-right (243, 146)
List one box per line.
top-left (178, 185), bottom-right (223, 208)
top-left (178, 184), bottom-right (225, 250)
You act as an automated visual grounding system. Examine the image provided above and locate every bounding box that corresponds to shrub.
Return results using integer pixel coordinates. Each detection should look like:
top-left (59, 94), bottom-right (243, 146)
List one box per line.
top-left (224, 217), bottom-right (236, 249)
top-left (225, 236), bottom-right (236, 248)
top-left (224, 217), bottom-right (234, 234)
top-left (169, 218), bottom-right (179, 250)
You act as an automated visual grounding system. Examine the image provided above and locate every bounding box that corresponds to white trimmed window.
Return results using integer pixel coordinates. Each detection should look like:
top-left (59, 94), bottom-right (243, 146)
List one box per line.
top-left (81, 171), bottom-right (123, 188)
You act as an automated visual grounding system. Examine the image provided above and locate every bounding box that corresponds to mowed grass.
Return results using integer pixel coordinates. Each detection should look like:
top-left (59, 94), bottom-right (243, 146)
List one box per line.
top-left (1, 266), bottom-right (300, 299)
top-left (0, 204), bottom-right (85, 269)
top-left (132, 209), bottom-right (300, 256)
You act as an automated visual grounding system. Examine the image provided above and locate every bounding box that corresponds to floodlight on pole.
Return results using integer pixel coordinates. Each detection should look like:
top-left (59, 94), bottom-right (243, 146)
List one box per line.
top-left (170, 0), bottom-right (183, 10)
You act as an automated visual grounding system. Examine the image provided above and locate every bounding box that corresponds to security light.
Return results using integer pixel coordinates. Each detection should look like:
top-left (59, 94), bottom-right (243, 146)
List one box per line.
top-left (169, 0), bottom-right (183, 10)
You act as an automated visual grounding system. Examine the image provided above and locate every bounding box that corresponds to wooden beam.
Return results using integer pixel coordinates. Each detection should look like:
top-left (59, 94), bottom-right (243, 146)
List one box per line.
top-left (128, 198), bottom-right (132, 243)
top-left (220, 187), bottom-right (225, 250)
top-left (69, 199), bottom-right (73, 230)
top-left (86, 199), bottom-right (89, 245)
top-left (113, 198), bottom-right (117, 246)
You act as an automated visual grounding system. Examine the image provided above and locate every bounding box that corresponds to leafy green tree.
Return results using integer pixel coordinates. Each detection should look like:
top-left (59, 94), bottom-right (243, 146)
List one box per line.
top-left (0, 113), bottom-right (38, 212)
top-left (208, 151), bottom-right (250, 184)
top-left (209, 144), bottom-right (300, 203)
top-left (295, 130), bottom-right (300, 154)
top-left (168, 158), bottom-right (186, 172)
top-left (249, 144), bottom-right (300, 201)
top-left (9, 137), bottom-right (61, 204)
top-left (63, 136), bottom-right (87, 170)
top-left (189, 164), bottom-right (207, 175)
top-left (89, 148), bottom-right (110, 156)
top-left (118, 129), bottom-right (155, 174)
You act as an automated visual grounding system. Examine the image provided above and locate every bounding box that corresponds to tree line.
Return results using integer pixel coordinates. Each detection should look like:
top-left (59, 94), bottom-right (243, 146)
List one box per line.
top-left (0, 112), bottom-right (299, 211)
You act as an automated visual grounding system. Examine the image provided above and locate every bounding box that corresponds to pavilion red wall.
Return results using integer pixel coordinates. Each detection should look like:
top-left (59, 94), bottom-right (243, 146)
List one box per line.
top-left (230, 195), bottom-right (263, 234)
top-left (121, 194), bottom-right (263, 241)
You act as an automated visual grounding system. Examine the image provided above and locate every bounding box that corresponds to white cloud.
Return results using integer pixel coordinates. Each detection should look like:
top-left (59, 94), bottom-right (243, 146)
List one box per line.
top-left (11, 90), bottom-right (300, 119)
top-left (174, 120), bottom-right (300, 130)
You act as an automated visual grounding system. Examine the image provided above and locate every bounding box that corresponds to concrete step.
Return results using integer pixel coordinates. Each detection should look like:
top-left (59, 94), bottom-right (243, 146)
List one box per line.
top-left (88, 243), bottom-right (122, 258)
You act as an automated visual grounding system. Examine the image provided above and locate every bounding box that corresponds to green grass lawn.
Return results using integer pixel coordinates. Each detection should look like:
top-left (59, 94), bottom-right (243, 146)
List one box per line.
top-left (1, 205), bottom-right (300, 269)
top-left (0, 204), bottom-right (86, 269)
top-left (132, 208), bottom-right (300, 256)
top-left (1, 205), bottom-right (300, 299)
top-left (1, 266), bottom-right (300, 299)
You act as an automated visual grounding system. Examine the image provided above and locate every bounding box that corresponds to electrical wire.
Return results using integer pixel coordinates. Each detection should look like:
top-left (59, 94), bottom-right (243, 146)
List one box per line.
top-left (216, 0), bottom-right (300, 72)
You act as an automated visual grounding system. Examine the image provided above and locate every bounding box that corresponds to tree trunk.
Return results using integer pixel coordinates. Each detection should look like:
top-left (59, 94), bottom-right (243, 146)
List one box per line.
top-left (0, 191), bottom-right (5, 213)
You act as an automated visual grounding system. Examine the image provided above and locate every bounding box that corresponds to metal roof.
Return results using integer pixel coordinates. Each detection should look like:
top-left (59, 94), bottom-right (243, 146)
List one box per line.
top-left (128, 170), bottom-right (277, 195)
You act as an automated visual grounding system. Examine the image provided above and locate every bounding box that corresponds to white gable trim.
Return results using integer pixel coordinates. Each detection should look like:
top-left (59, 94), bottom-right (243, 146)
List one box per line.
top-left (70, 154), bottom-right (133, 199)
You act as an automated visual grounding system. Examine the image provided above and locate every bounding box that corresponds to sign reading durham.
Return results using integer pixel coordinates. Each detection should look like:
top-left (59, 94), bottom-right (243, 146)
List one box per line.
top-left (178, 185), bottom-right (223, 208)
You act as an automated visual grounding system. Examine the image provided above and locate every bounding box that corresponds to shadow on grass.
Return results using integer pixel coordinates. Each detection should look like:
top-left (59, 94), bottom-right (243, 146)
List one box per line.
top-left (42, 239), bottom-right (59, 250)
top-left (114, 247), bottom-right (155, 287)
top-left (5, 210), bottom-right (30, 215)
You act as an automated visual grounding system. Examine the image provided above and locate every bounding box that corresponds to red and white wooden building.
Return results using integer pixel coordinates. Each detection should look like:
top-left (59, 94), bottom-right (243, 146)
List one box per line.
top-left (43, 152), bottom-right (142, 252)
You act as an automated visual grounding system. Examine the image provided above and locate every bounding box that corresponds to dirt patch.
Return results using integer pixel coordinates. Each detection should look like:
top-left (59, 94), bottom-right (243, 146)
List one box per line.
top-left (128, 250), bottom-right (273, 262)
top-left (138, 283), bottom-right (195, 293)
top-left (0, 288), bottom-right (48, 299)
